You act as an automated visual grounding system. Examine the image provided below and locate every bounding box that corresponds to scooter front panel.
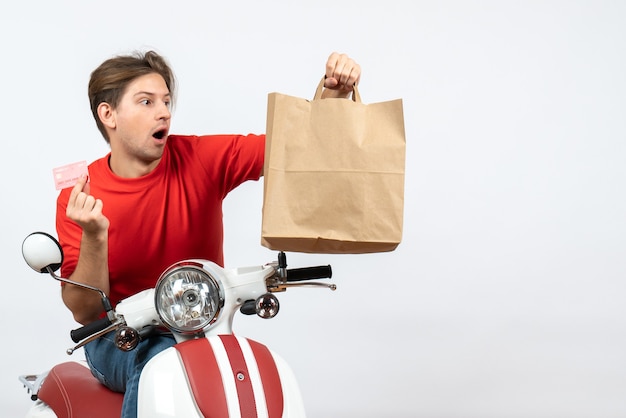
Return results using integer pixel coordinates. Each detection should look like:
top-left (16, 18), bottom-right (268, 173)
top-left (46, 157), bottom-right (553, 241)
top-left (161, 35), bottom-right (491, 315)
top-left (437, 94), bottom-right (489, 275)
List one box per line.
top-left (139, 336), bottom-right (305, 417)
top-left (174, 335), bottom-right (304, 418)
top-left (137, 348), bottom-right (206, 417)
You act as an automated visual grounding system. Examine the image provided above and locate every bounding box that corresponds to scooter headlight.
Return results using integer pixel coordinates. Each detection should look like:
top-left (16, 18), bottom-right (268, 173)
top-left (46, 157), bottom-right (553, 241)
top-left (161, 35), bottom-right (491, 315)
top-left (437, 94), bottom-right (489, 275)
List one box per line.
top-left (155, 262), bottom-right (223, 334)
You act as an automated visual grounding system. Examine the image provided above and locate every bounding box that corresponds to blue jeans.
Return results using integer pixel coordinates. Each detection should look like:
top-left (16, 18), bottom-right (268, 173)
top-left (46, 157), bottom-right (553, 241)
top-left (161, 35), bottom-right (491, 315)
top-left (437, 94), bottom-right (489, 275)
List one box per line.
top-left (84, 331), bottom-right (176, 418)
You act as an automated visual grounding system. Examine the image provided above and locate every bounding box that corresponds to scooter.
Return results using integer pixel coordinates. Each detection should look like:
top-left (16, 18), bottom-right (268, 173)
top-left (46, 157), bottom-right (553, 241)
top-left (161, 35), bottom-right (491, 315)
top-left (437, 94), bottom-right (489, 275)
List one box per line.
top-left (19, 231), bottom-right (335, 417)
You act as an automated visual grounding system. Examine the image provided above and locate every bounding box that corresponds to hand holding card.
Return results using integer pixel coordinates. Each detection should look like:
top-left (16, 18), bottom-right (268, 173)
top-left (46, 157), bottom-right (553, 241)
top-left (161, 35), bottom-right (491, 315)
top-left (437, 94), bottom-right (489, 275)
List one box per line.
top-left (53, 161), bottom-right (89, 190)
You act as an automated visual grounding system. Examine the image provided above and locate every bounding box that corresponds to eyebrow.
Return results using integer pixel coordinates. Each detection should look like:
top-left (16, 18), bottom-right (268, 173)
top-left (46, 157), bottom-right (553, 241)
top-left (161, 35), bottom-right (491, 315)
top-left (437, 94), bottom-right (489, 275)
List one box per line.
top-left (133, 91), bottom-right (171, 98)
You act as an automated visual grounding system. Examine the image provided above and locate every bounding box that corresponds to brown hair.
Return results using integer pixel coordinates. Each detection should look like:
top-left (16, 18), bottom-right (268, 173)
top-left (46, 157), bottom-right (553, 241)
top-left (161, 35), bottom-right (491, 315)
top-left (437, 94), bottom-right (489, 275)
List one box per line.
top-left (88, 50), bottom-right (176, 143)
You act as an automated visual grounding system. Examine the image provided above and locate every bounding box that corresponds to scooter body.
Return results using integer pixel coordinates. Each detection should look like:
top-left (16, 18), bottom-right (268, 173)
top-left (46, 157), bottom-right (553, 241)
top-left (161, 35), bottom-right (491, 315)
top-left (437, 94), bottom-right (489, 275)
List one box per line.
top-left (20, 233), bottom-right (333, 418)
top-left (24, 337), bottom-right (303, 418)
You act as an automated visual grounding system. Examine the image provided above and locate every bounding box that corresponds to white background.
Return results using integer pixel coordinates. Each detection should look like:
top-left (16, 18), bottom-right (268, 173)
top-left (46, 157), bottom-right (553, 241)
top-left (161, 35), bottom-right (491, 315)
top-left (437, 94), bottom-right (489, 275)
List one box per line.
top-left (1, 1), bottom-right (625, 417)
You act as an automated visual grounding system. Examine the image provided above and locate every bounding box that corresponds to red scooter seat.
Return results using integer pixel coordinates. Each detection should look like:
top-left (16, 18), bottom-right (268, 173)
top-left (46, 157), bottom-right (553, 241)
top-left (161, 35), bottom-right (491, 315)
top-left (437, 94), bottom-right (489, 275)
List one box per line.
top-left (38, 362), bottom-right (123, 418)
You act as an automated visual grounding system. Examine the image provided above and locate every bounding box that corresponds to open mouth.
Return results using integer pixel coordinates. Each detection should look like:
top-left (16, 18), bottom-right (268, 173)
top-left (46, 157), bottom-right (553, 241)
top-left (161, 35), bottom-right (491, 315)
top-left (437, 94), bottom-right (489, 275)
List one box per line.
top-left (153, 128), bottom-right (168, 141)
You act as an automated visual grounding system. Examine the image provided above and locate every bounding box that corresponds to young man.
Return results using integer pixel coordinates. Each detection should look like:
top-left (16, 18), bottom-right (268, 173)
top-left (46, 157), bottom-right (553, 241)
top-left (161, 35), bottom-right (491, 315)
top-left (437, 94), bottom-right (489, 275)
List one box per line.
top-left (55, 50), bottom-right (361, 418)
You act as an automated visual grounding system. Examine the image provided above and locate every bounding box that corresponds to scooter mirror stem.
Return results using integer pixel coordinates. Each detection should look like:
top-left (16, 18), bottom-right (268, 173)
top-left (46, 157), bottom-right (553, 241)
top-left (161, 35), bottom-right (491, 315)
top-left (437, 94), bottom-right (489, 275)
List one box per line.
top-left (45, 266), bottom-right (114, 316)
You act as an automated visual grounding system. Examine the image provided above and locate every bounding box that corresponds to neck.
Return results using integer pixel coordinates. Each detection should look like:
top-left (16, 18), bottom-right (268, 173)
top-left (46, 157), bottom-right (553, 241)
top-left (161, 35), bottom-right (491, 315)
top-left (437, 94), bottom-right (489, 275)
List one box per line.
top-left (108, 154), bottom-right (161, 178)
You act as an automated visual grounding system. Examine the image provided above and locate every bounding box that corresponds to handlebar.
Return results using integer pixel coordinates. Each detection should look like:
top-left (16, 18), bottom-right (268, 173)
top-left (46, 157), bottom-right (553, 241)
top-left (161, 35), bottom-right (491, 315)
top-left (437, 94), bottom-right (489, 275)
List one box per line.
top-left (70, 317), bottom-right (112, 343)
top-left (286, 265), bottom-right (332, 282)
top-left (69, 261), bottom-right (333, 342)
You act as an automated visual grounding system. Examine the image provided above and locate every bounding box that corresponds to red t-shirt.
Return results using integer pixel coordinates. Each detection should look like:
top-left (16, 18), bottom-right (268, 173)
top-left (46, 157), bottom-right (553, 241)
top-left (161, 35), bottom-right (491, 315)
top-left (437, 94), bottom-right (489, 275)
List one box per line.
top-left (56, 134), bottom-right (265, 307)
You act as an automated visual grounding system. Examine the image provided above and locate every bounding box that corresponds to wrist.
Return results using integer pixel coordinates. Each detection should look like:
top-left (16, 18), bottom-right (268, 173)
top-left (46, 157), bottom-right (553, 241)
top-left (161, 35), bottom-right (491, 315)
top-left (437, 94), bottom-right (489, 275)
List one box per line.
top-left (81, 229), bottom-right (108, 245)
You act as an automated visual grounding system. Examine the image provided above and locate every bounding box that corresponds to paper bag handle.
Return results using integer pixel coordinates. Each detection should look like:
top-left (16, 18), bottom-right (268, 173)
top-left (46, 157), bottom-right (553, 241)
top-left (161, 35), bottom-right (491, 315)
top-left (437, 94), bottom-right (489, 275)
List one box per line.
top-left (313, 77), bottom-right (361, 103)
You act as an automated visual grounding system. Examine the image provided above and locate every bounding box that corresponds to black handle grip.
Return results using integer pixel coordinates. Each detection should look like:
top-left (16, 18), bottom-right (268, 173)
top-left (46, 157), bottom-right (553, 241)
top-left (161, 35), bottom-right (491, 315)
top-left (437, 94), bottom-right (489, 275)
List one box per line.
top-left (286, 265), bottom-right (332, 282)
top-left (70, 317), bottom-right (112, 343)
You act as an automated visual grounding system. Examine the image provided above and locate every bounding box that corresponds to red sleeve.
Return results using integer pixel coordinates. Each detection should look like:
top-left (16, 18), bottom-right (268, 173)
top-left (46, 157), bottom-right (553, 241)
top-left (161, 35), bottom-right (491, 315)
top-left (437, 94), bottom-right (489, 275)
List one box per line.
top-left (194, 134), bottom-right (265, 198)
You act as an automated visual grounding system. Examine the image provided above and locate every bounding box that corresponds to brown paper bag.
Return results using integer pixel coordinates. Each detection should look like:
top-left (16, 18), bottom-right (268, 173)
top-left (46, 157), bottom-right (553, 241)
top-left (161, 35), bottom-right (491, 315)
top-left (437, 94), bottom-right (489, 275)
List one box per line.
top-left (261, 77), bottom-right (406, 253)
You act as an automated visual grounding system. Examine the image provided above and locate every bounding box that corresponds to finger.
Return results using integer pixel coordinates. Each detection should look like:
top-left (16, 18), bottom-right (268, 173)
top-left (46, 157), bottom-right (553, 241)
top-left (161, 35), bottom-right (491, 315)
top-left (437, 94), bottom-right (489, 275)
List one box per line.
top-left (73, 192), bottom-right (87, 210)
top-left (83, 195), bottom-right (98, 212)
top-left (325, 52), bottom-right (341, 79)
top-left (68, 175), bottom-right (89, 205)
top-left (327, 53), bottom-right (349, 82)
top-left (82, 177), bottom-right (91, 195)
top-left (323, 77), bottom-right (339, 89)
top-left (345, 63), bottom-right (362, 86)
top-left (337, 58), bottom-right (361, 86)
top-left (93, 198), bottom-right (104, 215)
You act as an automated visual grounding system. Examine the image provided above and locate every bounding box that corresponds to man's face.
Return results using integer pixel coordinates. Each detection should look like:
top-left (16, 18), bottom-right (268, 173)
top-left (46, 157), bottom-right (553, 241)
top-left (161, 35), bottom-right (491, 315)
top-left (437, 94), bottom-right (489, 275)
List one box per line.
top-left (107, 72), bottom-right (172, 177)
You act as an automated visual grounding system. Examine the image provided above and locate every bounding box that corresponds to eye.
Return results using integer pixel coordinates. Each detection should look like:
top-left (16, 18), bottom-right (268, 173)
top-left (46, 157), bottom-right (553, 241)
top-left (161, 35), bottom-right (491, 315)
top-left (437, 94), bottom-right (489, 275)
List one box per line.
top-left (139, 99), bottom-right (152, 106)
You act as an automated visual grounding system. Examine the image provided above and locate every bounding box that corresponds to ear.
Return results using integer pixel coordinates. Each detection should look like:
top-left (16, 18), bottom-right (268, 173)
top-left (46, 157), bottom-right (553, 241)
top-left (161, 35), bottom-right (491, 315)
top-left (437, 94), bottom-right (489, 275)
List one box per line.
top-left (97, 102), bottom-right (116, 129)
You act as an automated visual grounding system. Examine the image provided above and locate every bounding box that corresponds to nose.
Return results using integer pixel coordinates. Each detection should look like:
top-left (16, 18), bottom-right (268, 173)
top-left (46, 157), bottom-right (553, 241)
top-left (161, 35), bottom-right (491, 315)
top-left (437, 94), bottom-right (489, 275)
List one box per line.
top-left (157, 101), bottom-right (171, 120)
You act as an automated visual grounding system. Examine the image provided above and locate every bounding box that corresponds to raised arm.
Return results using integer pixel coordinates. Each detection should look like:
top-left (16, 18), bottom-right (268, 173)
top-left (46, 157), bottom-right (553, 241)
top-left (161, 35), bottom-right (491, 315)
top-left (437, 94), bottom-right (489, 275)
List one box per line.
top-left (61, 175), bottom-right (111, 324)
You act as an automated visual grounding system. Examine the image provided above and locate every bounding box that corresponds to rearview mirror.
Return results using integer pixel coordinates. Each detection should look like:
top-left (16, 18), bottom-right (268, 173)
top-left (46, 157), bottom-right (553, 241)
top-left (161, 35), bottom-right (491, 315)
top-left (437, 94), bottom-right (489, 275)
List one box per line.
top-left (22, 232), bottom-right (63, 274)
